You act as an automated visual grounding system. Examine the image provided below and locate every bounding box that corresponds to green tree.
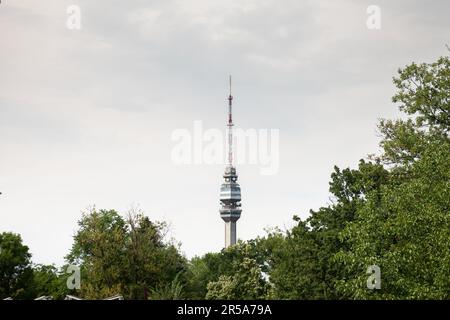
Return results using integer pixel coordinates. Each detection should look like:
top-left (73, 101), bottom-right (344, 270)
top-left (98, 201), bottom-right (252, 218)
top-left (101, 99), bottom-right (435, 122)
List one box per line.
top-left (0, 232), bottom-right (34, 299)
top-left (184, 255), bottom-right (214, 299)
top-left (66, 207), bottom-right (187, 299)
top-left (149, 273), bottom-right (184, 300)
top-left (336, 55), bottom-right (450, 299)
top-left (124, 209), bottom-right (187, 299)
top-left (266, 161), bottom-right (388, 299)
top-left (205, 243), bottom-right (268, 300)
top-left (184, 238), bottom-right (272, 299)
top-left (66, 208), bottom-right (128, 299)
top-left (30, 264), bottom-right (69, 299)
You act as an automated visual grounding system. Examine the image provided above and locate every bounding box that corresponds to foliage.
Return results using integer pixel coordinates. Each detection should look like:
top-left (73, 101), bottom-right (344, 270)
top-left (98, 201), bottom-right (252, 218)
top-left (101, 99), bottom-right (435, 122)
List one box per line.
top-left (265, 161), bottom-right (389, 299)
top-left (335, 55), bottom-right (450, 299)
top-left (0, 232), bottom-right (34, 299)
top-left (65, 207), bottom-right (187, 299)
top-left (148, 273), bottom-right (184, 300)
top-left (205, 243), bottom-right (268, 300)
top-left (30, 264), bottom-right (69, 300)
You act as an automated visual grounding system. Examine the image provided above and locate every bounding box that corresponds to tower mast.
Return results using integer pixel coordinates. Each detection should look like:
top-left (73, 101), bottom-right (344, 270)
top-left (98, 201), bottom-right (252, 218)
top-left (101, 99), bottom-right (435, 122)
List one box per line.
top-left (228, 75), bottom-right (233, 166)
top-left (220, 76), bottom-right (242, 248)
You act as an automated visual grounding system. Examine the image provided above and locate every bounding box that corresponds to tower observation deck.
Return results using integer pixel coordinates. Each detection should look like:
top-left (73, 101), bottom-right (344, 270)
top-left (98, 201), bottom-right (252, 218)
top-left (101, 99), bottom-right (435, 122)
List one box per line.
top-left (219, 76), bottom-right (242, 247)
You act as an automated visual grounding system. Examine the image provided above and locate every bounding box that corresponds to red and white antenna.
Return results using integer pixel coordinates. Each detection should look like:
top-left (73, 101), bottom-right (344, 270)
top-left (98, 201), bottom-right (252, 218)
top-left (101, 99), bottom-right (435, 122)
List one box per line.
top-left (227, 75), bottom-right (234, 166)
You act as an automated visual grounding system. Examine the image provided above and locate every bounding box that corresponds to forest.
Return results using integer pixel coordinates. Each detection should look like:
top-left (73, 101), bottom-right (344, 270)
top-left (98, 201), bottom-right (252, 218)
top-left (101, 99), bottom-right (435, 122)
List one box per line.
top-left (1, 55), bottom-right (449, 300)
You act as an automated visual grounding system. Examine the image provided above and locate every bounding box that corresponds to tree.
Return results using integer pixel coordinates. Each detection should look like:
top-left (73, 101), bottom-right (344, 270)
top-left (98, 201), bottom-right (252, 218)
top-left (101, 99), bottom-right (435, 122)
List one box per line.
top-left (392, 56), bottom-right (449, 133)
top-left (124, 208), bottom-right (187, 299)
top-left (205, 243), bottom-right (268, 300)
top-left (148, 273), bottom-right (184, 300)
top-left (336, 55), bottom-right (450, 299)
top-left (66, 207), bottom-right (187, 299)
top-left (30, 264), bottom-right (69, 300)
top-left (184, 255), bottom-right (214, 299)
top-left (184, 238), bottom-right (272, 299)
top-left (266, 161), bottom-right (388, 299)
top-left (66, 208), bottom-right (128, 299)
top-left (0, 232), bottom-right (34, 299)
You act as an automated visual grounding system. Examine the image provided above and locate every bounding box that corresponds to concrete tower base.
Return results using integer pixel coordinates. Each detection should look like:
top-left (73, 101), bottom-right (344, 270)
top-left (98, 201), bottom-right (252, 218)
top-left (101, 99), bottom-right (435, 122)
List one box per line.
top-left (224, 220), bottom-right (237, 247)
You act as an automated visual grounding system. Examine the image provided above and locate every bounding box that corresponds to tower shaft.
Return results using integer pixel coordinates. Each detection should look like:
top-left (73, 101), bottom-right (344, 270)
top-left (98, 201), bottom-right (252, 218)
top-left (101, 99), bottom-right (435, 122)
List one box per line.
top-left (224, 220), bottom-right (237, 248)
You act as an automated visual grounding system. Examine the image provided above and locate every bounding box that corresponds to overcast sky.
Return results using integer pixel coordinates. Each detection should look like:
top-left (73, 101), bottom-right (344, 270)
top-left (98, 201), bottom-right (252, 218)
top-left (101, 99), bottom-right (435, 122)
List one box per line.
top-left (1, 0), bottom-right (449, 266)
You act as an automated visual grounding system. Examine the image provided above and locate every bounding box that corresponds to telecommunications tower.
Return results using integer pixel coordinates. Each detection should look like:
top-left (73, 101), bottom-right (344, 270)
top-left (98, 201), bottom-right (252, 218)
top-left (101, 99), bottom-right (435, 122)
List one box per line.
top-left (219, 76), bottom-right (242, 247)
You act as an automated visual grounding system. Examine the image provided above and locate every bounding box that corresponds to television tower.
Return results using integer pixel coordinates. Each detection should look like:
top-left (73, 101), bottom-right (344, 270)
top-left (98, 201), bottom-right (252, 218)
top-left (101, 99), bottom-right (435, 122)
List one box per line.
top-left (219, 76), bottom-right (242, 247)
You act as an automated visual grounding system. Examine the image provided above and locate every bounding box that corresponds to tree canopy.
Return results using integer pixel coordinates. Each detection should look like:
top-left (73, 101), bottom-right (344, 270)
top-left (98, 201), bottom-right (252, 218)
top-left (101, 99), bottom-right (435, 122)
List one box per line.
top-left (65, 207), bottom-right (187, 299)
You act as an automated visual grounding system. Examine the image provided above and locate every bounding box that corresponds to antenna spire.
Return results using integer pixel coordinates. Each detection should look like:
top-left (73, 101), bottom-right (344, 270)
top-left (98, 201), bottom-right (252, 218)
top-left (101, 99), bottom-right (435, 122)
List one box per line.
top-left (227, 76), bottom-right (233, 165)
